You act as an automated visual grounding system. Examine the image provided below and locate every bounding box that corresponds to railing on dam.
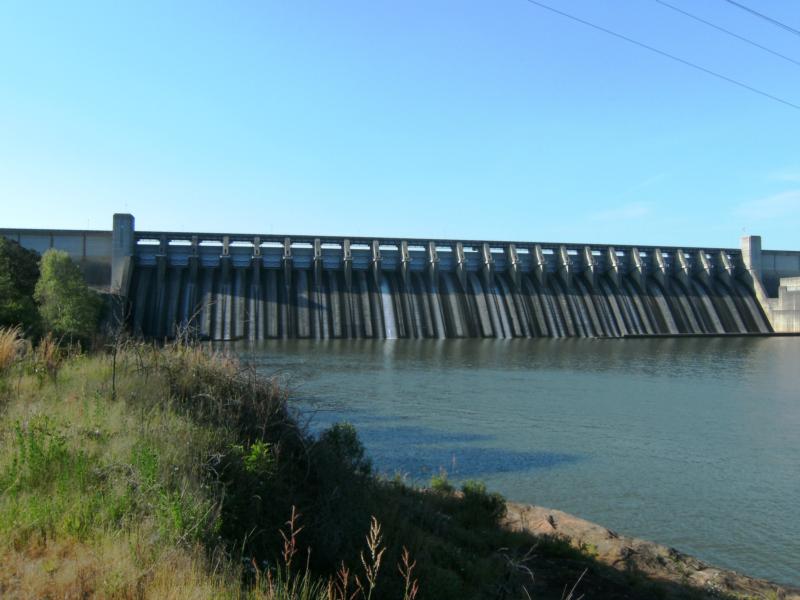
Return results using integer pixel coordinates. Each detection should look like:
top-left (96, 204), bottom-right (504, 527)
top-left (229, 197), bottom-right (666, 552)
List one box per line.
top-left (128, 226), bottom-right (773, 340)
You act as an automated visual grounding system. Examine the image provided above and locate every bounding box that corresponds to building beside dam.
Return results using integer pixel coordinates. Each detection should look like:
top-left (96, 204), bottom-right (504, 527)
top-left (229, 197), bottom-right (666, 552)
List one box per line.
top-left (2, 213), bottom-right (799, 337)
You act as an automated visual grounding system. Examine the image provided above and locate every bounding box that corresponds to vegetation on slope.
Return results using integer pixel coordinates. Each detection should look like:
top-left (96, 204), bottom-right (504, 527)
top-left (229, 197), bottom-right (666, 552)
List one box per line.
top-left (0, 329), bottom-right (744, 600)
top-left (0, 337), bottom-right (531, 598)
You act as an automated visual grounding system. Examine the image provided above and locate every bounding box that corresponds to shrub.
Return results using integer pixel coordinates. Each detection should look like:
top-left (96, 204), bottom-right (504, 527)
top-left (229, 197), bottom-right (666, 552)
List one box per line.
top-left (302, 423), bottom-right (375, 568)
top-left (458, 480), bottom-right (507, 528)
top-left (27, 333), bottom-right (63, 382)
top-left (316, 422), bottom-right (372, 477)
top-left (34, 249), bottom-right (102, 342)
top-left (430, 469), bottom-right (454, 494)
top-left (216, 440), bottom-right (280, 546)
top-left (0, 238), bottom-right (40, 334)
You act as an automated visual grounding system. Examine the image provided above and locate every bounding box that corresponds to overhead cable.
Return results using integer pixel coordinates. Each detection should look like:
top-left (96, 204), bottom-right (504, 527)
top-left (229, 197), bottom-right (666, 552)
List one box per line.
top-left (521, 0), bottom-right (800, 111)
top-left (655, 0), bottom-right (800, 68)
top-left (721, 0), bottom-right (800, 39)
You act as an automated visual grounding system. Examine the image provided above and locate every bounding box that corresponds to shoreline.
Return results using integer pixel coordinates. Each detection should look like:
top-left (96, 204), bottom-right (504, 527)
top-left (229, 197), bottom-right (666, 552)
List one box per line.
top-left (503, 501), bottom-right (800, 599)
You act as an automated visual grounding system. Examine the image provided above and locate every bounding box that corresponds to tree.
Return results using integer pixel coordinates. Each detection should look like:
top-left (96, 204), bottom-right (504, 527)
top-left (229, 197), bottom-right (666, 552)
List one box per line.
top-left (0, 237), bottom-right (41, 333)
top-left (34, 249), bottom-right (102, 341)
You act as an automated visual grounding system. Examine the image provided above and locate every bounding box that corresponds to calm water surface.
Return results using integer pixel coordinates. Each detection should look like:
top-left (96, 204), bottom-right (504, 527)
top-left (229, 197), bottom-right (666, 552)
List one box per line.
top-left (232, 338), bottom-right (800, 586)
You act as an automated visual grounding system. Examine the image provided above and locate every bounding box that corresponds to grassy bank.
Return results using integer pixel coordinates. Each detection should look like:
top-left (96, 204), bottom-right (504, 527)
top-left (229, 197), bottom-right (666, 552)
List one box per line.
top-left (0, 329), bottom-right (735, 599)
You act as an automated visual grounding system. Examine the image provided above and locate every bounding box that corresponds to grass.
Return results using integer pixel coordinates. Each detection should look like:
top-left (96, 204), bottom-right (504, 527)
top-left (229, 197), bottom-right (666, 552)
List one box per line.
top-left (0, 326), bottom-right (25, 375)
top-left (0, 328), bottom-right (736, 599)
top-left (0, 336), bottom-right (451, 598)
top-left (0, 349), bottom-right (225, 597)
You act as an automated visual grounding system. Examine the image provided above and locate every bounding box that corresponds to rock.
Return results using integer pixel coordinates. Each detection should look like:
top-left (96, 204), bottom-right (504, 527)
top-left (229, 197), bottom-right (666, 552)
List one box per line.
top-left (502, 502), bottom-right (800, 600)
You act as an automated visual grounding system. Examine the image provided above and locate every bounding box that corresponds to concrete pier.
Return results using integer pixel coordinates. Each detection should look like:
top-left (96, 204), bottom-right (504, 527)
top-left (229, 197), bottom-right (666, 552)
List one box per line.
top-left (111, 213), bottom-right (135, 296)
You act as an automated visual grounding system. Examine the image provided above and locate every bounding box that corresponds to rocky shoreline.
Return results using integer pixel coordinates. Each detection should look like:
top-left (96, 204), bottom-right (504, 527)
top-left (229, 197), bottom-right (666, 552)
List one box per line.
top-left (503, 502), bottom-right (800, 599)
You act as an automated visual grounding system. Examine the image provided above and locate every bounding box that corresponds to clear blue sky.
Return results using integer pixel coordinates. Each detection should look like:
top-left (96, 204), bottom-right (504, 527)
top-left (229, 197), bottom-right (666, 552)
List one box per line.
top-left (1, 1), bottom-right (799, 249)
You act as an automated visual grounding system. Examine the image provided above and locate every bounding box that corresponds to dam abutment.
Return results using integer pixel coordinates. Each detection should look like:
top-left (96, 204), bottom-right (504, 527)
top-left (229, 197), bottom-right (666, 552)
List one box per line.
top-left (742, 235), bottom-right (800, 332)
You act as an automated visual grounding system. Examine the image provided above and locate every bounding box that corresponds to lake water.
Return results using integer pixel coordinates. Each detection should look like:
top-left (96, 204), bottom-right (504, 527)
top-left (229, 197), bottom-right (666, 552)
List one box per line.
top-left (232, 337), bottom-right (800, 586)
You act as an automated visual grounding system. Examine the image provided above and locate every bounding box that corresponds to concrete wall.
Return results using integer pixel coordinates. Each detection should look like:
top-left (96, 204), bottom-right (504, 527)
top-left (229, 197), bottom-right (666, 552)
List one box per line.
top-left (0, 228), bottom-right (113, 290)
top-left (767, 277), bottom-right (800, 332)
top-left (761, 251), bottom-right (800, 296)
top-left (741, 236), bottom-right (800, 333)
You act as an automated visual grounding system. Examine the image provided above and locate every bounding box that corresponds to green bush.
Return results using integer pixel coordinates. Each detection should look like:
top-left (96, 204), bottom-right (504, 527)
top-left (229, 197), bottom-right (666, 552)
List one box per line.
top-left (430, 469), bottom-right (454, 494)
top-left (3, 416), bottom-right (77, 493)
top-left (458, 480), bottom-right (507, 528)
top-left (302, 422), bottom-right (375, 567)
top-left (316, 422), bottom-right (372, 476)
top-left (0, 237), bottom-right (40, 334)
top-left (34, 249), bottom-right (101, 342)
top-left (217, 440), bottom-right (280, 544)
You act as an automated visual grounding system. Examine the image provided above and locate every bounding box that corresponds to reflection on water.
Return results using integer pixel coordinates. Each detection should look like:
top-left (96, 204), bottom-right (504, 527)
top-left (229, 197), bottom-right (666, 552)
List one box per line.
top-left (324, 421), bottom-right (582, 479)
top-left (229, 338), bottom-right (800, 586)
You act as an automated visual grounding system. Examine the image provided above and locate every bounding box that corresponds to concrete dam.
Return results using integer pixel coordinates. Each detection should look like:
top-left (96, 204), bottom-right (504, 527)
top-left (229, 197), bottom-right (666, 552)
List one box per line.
top-left (121, 215), bottom-right (781, 340)
top-left (4, 214), bottom-right (800, 338)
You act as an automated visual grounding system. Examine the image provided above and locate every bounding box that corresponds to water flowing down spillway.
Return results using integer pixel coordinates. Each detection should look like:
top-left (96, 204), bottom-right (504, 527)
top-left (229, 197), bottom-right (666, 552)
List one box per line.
top-left (129, 253), bottom-right (771, 340)
top-left (379, 275), bottom-right (398, 340)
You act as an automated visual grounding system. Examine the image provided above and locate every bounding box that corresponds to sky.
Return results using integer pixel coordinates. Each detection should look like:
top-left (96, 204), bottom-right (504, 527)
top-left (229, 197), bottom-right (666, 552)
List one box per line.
top-left (1, 0), bottom-right (799, 249)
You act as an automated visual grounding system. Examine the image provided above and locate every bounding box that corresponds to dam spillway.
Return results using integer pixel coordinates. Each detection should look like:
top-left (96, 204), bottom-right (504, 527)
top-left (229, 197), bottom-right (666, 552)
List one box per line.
top-left (125, 228), bottom-right (771, 340)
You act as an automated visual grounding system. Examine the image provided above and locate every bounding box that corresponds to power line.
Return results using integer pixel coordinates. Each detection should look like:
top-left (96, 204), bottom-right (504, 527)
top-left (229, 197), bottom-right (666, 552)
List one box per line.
top-left (655, 0), bottom-right (800, 69)
top-left (721, 0), bottom-right (800, 38)
top-left (521, 0), bottom-right (800, 111)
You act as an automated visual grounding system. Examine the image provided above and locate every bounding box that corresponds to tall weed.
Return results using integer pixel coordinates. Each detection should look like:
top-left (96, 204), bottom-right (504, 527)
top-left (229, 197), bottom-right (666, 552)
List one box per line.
top-left (0, 325), bottom-right (25, 375)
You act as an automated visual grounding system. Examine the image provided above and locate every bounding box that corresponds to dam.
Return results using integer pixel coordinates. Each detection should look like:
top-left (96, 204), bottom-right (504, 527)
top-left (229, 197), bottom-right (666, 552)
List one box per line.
top-left (3, 213), bottom-right (800, 338)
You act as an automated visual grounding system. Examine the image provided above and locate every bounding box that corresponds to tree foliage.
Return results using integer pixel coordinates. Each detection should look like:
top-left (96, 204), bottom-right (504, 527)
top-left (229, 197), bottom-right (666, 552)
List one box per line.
top-left (0, 237), bottom-right (41, 333)
top-left (34, 249), bottom-right (101, 341)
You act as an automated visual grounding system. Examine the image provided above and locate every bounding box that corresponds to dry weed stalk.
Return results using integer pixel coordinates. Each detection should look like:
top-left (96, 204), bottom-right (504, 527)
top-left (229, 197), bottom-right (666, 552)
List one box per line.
top-left (356, 516), bottom-right (385, 600)
top-left (0, 326), bottom-right (25, 374)
top-left (398, 546), bottom-right (419, 600)
top-left (280, 505), bottom-right (304, 571)
top-left (561, 568), bottom-right (587, 600)
top-left (328, 562), bottom-right (357, 600)
top-left (497, 545), bottom-right (536, 600)
top-left (34, 333), bottom-right (62, 379)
